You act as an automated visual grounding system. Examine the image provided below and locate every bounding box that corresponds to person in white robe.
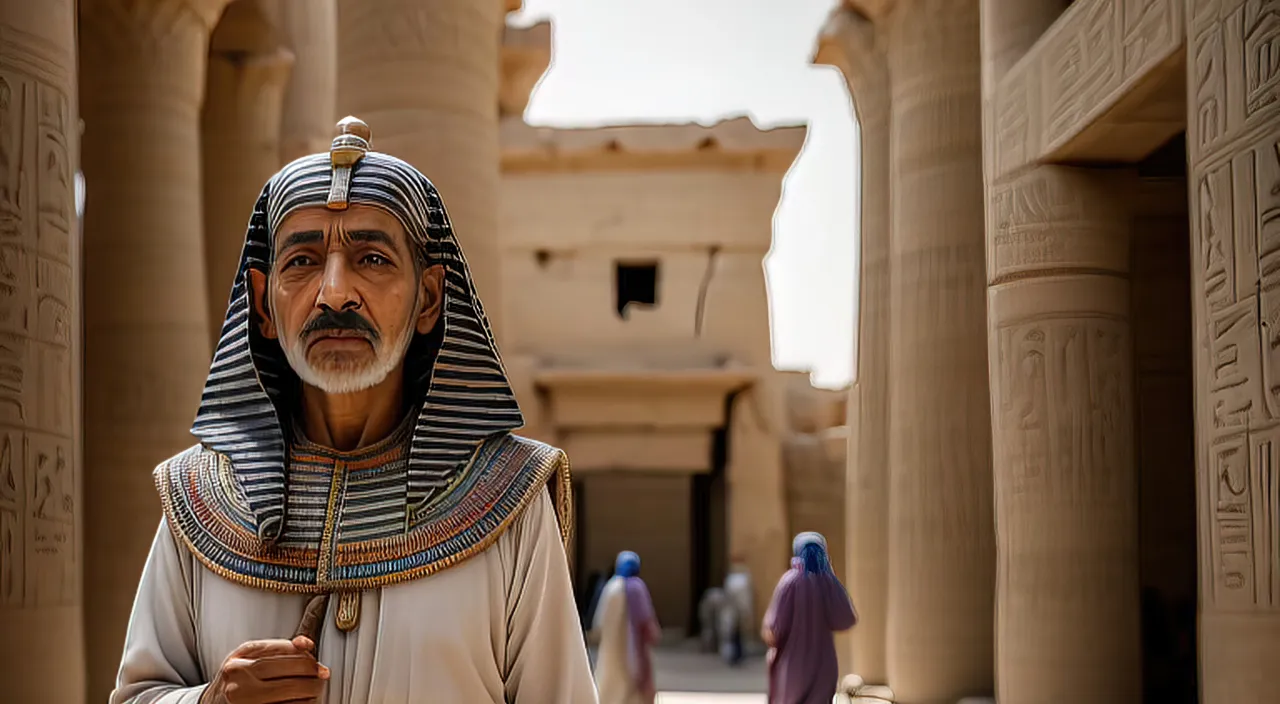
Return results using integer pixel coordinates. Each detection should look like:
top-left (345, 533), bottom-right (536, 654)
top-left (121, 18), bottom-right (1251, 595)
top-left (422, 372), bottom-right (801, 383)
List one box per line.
top-left (592, 551), bottom-right (660, 704)
top-left (110, 116), bottom-right (597, 704)
top-left (697, 587), bottom-right (726, 653)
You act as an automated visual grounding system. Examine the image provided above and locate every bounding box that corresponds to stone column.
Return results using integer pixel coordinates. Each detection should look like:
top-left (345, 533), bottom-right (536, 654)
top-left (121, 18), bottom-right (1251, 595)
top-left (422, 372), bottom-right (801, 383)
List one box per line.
top-left (815, 6), bottom-right (891, 686)
top-left (262, 0), bottom-right (336, 163)
top-left (201, 47), bottom-right (292, 344)
top-left (986, 167), bottom-right (1141, 702)
top-left (79, 0), bottom-right (227, 698)
top-left (882, 1), bottom-right (994, 701)
top-left (336, 0), bottom-right (506, 337)
top-left (978, 0), bottom-right (1070, 94)
top-left (1186, 1), bottom-right (1280, 701)
top-left (980, 3), bottom-right (1143, 701)
top-left (0, 2), bottom-right (83, 702)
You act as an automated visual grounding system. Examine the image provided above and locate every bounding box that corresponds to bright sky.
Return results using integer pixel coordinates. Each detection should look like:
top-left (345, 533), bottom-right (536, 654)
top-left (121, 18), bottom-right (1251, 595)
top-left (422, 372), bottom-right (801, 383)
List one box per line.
top-left (509, 0), bottom-right (858, 389)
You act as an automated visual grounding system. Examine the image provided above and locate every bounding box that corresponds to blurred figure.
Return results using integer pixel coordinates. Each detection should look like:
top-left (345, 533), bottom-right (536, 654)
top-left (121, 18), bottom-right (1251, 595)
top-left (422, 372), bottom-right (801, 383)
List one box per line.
top-left (717, 597), bottom-right (743, 665)
top-left (697, 587), bottom-right (726, 653)
top-left (720, 557), bottom-right (755, 665)
top-left (724, 557), bottom-right (756, 641)
top-left (594, 551), bottom-right (661, 704)
top-left (762, 532), bottom-right (856, 704)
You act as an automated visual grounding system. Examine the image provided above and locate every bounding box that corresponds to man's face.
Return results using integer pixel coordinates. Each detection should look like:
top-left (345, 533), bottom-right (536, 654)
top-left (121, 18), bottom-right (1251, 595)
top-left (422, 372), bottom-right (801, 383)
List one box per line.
top-left (249, 204), bottom-right (444, 394)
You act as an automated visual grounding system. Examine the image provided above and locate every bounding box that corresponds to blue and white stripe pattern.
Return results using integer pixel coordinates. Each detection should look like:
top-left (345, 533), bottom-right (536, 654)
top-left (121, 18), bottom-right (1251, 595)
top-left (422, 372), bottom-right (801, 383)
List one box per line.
top-left (190, 152), bottom-right (524, 542)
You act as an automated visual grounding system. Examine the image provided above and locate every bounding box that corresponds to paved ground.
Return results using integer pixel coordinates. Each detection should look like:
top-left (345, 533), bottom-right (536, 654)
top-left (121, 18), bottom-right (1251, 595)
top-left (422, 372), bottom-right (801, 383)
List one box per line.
top-left (657, 694), bottom-right (766, 704)
top-left (593, 642), bottom-right (768, 703)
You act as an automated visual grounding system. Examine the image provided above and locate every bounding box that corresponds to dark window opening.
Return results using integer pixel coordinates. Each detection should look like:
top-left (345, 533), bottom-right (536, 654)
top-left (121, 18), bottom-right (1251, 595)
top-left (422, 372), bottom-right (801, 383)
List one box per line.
top-left (615, 261), bottom-right (659, 319)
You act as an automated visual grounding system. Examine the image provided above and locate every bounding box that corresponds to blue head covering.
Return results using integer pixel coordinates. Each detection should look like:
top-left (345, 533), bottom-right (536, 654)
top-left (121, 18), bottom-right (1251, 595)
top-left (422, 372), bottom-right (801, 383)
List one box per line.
top-left (615, 550), bottom-right (641, 578)
top-left (792, 531), bottom-right (832, 575)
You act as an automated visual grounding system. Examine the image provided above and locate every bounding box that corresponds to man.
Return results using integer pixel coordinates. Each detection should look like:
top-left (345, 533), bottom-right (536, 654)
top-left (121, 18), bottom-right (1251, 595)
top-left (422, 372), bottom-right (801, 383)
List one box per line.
top-left (111, 117), bottom-right (597, 703)
top-left (591, 551), bottom-right (660, 704)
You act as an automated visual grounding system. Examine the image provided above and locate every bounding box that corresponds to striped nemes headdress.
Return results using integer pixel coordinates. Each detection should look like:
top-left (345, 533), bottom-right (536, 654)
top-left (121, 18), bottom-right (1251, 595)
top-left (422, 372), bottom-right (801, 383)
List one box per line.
top-left (191, 117), bottom-right (524, 542)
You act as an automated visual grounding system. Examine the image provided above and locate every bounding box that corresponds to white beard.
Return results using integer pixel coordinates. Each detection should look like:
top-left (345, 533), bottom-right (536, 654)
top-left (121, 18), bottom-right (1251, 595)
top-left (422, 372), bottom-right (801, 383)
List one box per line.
top-left (273, 299), bottom-right (418, 395)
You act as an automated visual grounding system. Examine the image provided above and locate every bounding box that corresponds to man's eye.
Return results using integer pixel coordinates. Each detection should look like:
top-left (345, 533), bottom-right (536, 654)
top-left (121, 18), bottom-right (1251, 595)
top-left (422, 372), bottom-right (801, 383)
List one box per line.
top-left (283, 255), bottom-right (314, 269)
top-left (363, 254), bottom-right (391, 267)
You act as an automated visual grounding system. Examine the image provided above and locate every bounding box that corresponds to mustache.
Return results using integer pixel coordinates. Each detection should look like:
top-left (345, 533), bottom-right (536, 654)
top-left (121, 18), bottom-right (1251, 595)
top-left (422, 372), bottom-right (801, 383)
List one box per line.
top-left (300, 308), bottom-right (380, 342)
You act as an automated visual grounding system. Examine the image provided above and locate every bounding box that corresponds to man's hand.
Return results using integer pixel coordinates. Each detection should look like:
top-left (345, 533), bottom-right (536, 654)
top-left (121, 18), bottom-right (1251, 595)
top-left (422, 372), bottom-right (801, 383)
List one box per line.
top-left (200, 636), bottom-right (330, 704)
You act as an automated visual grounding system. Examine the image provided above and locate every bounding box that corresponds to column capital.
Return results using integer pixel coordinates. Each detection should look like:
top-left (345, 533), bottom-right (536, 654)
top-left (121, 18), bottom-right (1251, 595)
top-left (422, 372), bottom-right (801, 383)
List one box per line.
top-left (500, 20), bottom-right (550, 117)
top-left (812, 4), bottom-right (888, 121)
top-left (987, 165), bottom-right (1136, 287)
top-left (205, 46), bottom-right (294, 118)
top-left (79, 0), bottom-right (234, 107)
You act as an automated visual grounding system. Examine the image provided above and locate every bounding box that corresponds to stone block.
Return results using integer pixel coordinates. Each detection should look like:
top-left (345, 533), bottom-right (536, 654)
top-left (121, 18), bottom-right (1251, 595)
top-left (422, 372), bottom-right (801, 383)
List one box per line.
top-left (839, 673), bottom-right (865, 693)
top-left (856, 684), bottom-right (894, 700)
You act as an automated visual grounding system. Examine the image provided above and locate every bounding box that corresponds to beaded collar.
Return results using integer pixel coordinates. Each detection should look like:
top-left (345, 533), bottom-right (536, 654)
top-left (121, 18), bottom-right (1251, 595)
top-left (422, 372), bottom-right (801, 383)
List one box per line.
top-left (154, 432), bottom-right (572, 599)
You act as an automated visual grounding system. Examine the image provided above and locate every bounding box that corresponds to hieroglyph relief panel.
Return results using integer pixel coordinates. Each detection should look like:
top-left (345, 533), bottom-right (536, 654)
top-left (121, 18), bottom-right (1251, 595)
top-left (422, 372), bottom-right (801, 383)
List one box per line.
top-left (0, 62), bottom-right (77, 609)
top-left (995, 316), bottom-right (1132, 502)
top-left (1190, 0), bottom-right (1280, 612)
top-left (991, 0), bottom-right (1185, 176)
top-left (1190, 0), bottom-right (1280, 162)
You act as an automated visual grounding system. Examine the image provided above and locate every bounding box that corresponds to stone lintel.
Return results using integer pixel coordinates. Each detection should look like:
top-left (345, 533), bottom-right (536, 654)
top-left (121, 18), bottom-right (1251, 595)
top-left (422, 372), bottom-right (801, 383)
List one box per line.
top-left (500, 20), bottom-right (550, 117)
top-left (501, 116), bottom-right (808, 174)
top-left (989, 0), bottom-right (1186, 178)
top-left (561, 429), bottom-right (714, 473)
top-left (535, 367), bottom-right (756, 429)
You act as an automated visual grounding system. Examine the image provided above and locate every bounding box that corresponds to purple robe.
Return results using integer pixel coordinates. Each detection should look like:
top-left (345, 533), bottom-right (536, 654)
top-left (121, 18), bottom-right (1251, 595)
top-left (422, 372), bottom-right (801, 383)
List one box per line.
top-left (763, 564), bottom-right (857, 704)
top-left (623, 576), bottom-right (660, 702)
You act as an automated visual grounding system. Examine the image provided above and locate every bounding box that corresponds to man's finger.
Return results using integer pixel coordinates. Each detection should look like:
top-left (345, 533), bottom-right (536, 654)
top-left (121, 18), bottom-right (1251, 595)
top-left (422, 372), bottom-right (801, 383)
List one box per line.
top-left (291, 636), bottom-right (315, 655)
top-left (246, 654), bottom-right (323, 681)
top-left (256, 674), bottom-right (327, 702)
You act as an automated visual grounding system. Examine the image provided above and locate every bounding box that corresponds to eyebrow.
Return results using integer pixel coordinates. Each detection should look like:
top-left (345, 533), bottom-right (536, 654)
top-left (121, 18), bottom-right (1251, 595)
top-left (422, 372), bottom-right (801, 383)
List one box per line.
top-left (277, 230), bottom-right (323, 252)
top-left (345, 230), bottom-right (397, 249)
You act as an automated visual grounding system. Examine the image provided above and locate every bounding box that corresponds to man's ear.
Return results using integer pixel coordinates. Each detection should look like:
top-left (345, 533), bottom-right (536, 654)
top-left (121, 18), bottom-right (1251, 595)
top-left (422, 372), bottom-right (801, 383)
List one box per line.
top-left (416, 265), bottom-right (446, 335)
top-left (247, 269), bottom-right (278, 339)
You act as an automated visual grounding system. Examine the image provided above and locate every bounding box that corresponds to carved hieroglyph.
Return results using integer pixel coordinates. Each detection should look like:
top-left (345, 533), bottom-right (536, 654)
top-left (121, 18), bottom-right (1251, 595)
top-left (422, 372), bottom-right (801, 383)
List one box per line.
top-left (990, 0), bottom-right (1186, 173)
top-left (0, 2), bottom-right (84, 702)
top-left (883, 1), bottom-right (995, 700)
top-left (79, 0), bottom-right (229, 698)
top-left (1188, 2), bottom-right (1280, 701)
top-left (336, 0), bottom-right (506, 338)
top-left (986, 167), bottom-right (1142, 703)
top-left (814, 5), bottom-right (892, 685)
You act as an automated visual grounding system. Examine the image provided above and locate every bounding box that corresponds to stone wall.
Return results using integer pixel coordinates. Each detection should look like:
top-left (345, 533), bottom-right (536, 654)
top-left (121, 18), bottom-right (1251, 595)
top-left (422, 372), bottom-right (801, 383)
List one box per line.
top-left (500, 117), bottom-right (806, 625)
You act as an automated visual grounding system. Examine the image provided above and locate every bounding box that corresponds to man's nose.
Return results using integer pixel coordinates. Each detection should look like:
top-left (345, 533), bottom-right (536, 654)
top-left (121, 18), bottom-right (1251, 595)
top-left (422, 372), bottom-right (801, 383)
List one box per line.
top-left (315, 255), bottom-right (360, 311)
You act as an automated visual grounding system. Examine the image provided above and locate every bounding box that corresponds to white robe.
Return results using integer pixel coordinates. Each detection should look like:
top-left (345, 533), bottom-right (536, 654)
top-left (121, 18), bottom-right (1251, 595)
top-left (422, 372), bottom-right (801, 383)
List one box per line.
top-left (111, 491), bottom-right (598, 704)
top-left (592, 577), bottom-right (648, 704)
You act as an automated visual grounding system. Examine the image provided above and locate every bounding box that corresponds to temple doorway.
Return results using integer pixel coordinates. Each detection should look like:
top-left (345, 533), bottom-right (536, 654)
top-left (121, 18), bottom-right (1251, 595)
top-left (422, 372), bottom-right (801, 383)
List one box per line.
top-left (573, 469), bottom-right (721, 639)
top-left (1131, 132), bottom-right (1198, 703)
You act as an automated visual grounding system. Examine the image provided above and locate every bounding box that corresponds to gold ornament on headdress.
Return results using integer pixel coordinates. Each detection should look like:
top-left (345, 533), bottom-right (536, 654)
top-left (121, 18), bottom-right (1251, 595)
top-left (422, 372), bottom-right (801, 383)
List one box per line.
top-left (327, 116), bottom-right (372, 209)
